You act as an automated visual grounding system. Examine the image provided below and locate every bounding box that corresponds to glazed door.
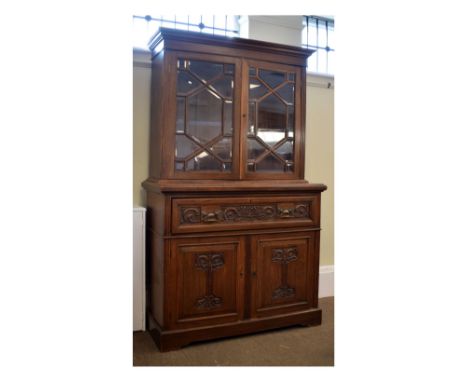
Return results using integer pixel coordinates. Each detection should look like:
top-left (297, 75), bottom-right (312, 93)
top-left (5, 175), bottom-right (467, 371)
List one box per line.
top-left (242, 60), bottom-right (304, 180)
top-left (170, 236), bottom-right (245, 329)
top-left (169, 52), bottom-right (242, 179)
top-left (250, 232), bottom-right (319, 318)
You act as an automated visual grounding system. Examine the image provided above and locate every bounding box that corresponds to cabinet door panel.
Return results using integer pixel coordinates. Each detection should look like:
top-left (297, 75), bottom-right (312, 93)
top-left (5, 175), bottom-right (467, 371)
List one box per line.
top-left (243, 60), bottom-right (303, 180)
top-left (251, 232), bottom-right (318, 318)
top-left (170, 52), bottom-right (242, 179)
top-left (171, 237), bottom-right (245, 328)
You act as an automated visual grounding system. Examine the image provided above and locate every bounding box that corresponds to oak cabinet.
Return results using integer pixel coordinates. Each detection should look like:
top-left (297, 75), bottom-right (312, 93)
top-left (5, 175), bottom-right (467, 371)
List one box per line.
top-left (143, 28), bottom-right (327, 351)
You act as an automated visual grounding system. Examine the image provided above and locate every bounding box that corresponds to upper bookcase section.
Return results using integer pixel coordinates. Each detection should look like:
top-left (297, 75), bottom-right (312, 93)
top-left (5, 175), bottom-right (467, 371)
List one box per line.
top-left (148, 27), bottom-right (315, 67)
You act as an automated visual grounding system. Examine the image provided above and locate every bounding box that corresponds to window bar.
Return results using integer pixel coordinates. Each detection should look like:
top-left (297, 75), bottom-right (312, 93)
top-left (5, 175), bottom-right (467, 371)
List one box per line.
top-left (187, 15), bottom-right (189, 31)
top-left (225, 15), bottom-right (227, 36)
top-left (174, 15), bottom-right (176, 29)
top-left (160, 15), bottom-right (163, 29)
top-left (133, 15), bottom-right (239, 34)
top-left (325, 19), bottom-right (329, 74)
top-left (306, 16), bottom-right (309, 47)
top-left (213, 15), bottom-right (215, 36)
top-left (316, 17), bottom-right (319, 72)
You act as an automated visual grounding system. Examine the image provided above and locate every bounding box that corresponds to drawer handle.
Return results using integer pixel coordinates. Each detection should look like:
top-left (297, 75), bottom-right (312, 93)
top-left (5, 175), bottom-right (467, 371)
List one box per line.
top-left (201, 211), bottom-right (222, 223)
top-left (278, 208), bottom-right (294, 218)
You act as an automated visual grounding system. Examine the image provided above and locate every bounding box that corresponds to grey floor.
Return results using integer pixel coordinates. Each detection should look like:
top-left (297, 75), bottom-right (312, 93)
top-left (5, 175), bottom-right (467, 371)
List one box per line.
top-left (133, 296), bottom-right (334, 366)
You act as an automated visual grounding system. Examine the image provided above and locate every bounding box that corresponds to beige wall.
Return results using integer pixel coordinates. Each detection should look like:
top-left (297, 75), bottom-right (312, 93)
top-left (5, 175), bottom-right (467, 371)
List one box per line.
top-left (305, 75), bottom-right (334, 265)
top-left (133, 17), bottom-right (334, 266)
top-left (133, 51), bottom-right (151, 207)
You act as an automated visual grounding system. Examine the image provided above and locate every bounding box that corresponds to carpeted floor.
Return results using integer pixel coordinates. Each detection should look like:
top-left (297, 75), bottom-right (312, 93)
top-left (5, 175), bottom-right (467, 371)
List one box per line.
top-left (133, 297), bottom-right (334, 366)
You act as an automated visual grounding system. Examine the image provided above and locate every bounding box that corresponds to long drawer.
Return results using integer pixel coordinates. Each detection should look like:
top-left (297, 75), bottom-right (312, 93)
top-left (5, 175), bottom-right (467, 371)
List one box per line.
top-left (171, 195), bottom-right (320, 234)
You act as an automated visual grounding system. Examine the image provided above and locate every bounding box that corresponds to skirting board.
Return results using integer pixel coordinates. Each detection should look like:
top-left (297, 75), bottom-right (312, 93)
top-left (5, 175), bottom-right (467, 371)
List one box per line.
top-left (319, 265), bottom-right (334, 298)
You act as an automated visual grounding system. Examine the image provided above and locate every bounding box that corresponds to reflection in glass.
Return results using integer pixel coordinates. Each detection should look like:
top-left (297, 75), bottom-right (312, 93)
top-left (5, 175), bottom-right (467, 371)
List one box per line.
top-left (177, 71), bottom-right (202, 94)
top-left (287, 105), bottom-right (294, 134)
top-left (257, 94), bottom-right (286, 146)
top-left (187, 89), bottom-right (222, 143)
top-left (275, 140), bottom-right (294, 161)
top-left (247, 138), bottom-right (266, 160)
top-left (211, 77), bottom-right (233, 99)
top-left (176, 97), bottom-right (185, 133)
top-left (189, 60), bottom-right (223, 81)
top-left (276, 83), bottom-right (294, 105)
top-left (249, 78), bottom-right (268, 100)
top-left (223, 101), bottom-right (233, 136)
top-left (248, 102), bottom-right (255, 136)
top-left (286, 163), bottom-right (294, 172)
top-left (175, 135), bottom-right (199, 159)
top-left (186, 151), bottom-right (222, 171)
top-left (259, 69), bottom-right (286, 88)
top-left (210, 137), bottom-right (232, 160)
top-left (224, 64), bottom-right (234, 75)
top-left (255, 153), bottom-right (284, 172)
top-left (175, 58), bottom-right (234, 173)
top-left (247, 66), bottom-right (296, 173)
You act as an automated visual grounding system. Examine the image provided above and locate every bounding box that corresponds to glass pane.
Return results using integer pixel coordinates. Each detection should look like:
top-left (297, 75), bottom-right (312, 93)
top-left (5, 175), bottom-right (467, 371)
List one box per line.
top-left (186, 151), bottom-right (222, 171)
top-left (257, 94), bottom-right (286, 147)
top-left (177, 71), bottom-right (203, 94)
top-left (259, 69), bottom-right (286, 88)
top-left (177, 59), bottom-right (186, 69)
top-left (175, 161), bottom-right (185, 171)
top-left (210, 137), bottom-right (232, 161)
top-left (176, 97), bottom-right (185, 133)
top-left (255, 153), bottom-right (284, 172)
top-left (210, 77), bottom-right (233, 99)
top-left (285, 163), bottom-right (294, 172)
top-left (187, 89), bottom-right (222, 143)
top-left (248, 102), bottom-right (255, 136)
top-left (249, 78), bottom-right (269, 100)
top-left (188, 60), bottom-right (223, 82)
top-left (224, 64), bottom-right (234, 75)
top-left (276, 83), bottom-right (294, 105)
top-left (223, 101), bottom-right (233, 136)
top-left (175, 135), bottom-right (200, 159)
top-left (247, 138), bottom-right (266, 160)
top-left (288, 73), bottom-right (295, 81)
top-left (247, 162), bottom-right (255, 171)
top-left (287, 105), bottom-right (294, 136)
top-left (249, 67), bottom-right (256, 76)
top-left (175, 58), bottom-right (235, 174)
top-left (276, 140), bottom-right (294, 161)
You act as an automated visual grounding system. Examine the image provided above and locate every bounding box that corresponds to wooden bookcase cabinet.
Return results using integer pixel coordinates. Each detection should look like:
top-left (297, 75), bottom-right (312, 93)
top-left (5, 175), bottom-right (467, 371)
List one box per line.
top-left (143, 28), bottom-right (327, 351)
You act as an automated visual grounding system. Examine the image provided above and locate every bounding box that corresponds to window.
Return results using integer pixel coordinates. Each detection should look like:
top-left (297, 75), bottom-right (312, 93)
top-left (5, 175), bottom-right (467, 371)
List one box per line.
top-left (132, 15), bottom-right (239, 50)
top-left (302, 16), bottom-right (334, 76)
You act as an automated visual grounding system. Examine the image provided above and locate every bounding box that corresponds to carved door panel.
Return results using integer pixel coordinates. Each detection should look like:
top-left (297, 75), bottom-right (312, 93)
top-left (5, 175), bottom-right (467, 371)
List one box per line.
top-left (250, 232), bottom-right (319, 318)
top-left (171, 236), bottom-right (245, 328)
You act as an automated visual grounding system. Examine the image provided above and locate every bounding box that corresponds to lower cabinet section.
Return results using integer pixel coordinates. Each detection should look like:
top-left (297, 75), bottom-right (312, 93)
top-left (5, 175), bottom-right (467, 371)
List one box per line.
top-left (147, 229), bottom-right (322, 351)
top-left (164, 231), bottom-right (320, 332)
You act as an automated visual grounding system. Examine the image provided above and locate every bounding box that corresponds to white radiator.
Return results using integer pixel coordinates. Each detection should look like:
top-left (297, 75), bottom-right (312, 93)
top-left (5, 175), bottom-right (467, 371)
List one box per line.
top-left (133, 207), bottom-right (146, 331)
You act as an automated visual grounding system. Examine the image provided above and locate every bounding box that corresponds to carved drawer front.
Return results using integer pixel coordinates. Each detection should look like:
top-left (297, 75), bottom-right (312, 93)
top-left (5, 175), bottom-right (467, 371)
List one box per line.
top-left (171, 237), bottom-right (245, 329)
top-left (250, 232), bottom-right (318, 318)
top-left (172, 195), bottom-right (320, 234)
